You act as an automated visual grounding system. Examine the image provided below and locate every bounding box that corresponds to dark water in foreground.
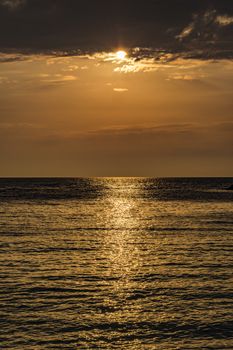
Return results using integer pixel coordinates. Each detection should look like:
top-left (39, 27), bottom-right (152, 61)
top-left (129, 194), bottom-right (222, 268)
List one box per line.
top-left (0, 178), bottom-right (233, 349)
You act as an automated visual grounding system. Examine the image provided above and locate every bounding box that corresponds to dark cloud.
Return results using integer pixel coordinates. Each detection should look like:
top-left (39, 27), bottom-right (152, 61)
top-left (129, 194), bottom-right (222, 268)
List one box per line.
top-left (0, 0), bottom-right (233, 60)
top-left (0, 0), bottom-right (25, 10)
top-left (0, 53), bottom-right (26, 62)
top-left (176, 9), bottom-right (233, 60)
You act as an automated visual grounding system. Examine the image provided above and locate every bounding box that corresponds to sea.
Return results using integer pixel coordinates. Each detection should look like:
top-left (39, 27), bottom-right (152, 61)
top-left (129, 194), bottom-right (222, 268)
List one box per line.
top-left (0, 178), bottom-right (233, 350)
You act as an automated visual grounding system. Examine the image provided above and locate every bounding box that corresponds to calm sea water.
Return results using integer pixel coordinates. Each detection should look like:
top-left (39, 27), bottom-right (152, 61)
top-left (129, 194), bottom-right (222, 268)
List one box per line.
top-left (0, 178), bottom-right (233, 350)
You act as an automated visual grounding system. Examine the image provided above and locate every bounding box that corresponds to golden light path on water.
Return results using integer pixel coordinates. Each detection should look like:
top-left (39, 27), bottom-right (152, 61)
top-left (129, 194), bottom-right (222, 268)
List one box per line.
top-left (93, 179), bottom-right (173, 348)
top-left (102, 180), bottom-right (142, 295)
top-left (95, 179), bottom-right (147, 347)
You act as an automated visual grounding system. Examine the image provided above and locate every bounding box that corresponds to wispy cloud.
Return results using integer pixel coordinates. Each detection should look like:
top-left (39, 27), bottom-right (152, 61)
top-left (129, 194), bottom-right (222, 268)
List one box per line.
top-left (177, 9), bottom-right (218, 43)
top-left (0, 0), bottom-right (25, 10)
top-left (216, 15), bottom-right (233, 26)
top-left (0, 52), bottom-right (28, 63)
top-left (113, 88), bottom-right (128, 92)
top-left (176, 9), bottom-right (233, 60)
top-left (177, 24), bottom-right (195, 41)
top-left (40, 74), bottom-right (77, 83)
top-left (167, 72), bottom-right (207, 81)
top-left (35, 74), bottom-right (78, 90)
top-left (28, 122), bottom-right (233, 141)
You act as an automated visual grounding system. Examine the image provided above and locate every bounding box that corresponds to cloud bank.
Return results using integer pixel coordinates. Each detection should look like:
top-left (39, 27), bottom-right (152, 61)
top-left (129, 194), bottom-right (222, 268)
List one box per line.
top-left (0, 0), bottom-right (232, 61)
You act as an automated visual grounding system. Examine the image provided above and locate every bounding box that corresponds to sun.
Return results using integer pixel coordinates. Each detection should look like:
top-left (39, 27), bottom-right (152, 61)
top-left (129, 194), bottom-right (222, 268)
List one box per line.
top-left (116, 50), bottom-right (127, 60)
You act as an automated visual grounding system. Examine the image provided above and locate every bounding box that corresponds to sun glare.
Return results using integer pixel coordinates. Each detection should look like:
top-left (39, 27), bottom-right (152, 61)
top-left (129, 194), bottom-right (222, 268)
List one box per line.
top-left (116, 50), bottom-right (127, 60)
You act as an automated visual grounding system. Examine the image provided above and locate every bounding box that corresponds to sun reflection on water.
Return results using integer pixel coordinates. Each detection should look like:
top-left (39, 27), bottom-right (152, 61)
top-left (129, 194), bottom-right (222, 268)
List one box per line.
top-left (100, 180), bottom-right (144, 306)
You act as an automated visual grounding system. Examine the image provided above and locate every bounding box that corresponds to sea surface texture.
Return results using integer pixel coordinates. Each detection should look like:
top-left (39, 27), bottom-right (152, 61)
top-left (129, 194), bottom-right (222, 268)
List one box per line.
top-left (0, 178), bottom-right (233, 350)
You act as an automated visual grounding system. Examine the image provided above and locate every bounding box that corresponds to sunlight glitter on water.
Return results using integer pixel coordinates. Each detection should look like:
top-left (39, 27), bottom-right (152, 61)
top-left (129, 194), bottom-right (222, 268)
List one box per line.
top-left (0, 178), bottom-right (233, 349)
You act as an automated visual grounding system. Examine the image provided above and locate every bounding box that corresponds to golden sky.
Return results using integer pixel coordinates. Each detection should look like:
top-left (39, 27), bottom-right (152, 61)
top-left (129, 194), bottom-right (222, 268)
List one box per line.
top-left (0, 1), bottom-right (233, 176)
top-left (0, 51), bottom-right (232, 176)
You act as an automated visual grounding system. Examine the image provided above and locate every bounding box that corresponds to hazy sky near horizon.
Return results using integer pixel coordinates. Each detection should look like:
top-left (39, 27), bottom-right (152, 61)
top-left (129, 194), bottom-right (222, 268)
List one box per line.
top-left (0, 0), bottom-right (233, 176)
